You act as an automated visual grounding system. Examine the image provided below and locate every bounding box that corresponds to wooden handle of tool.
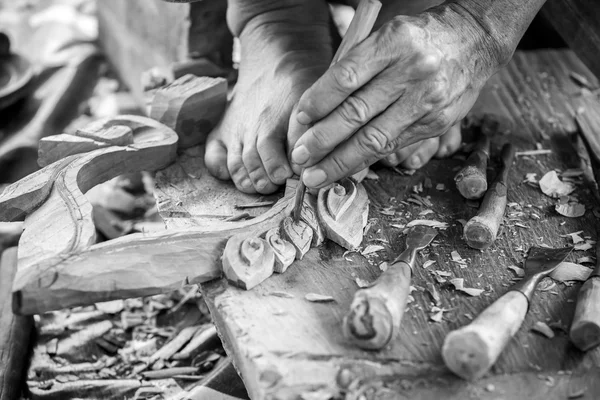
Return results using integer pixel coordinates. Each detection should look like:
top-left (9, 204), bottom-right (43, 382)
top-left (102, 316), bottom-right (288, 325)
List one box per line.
top-left (455, 134), bottom-right (490, 200)
top-left (343, 261), bottom-right (411, 350)
top-left (442, 290), bottom-right (528, 380)
top-left (463, 143), bottom-right (515, 249)
top-left (570, 277), bottom-right (600, 351)
top-left (331, 0), bottom-right (382, 65)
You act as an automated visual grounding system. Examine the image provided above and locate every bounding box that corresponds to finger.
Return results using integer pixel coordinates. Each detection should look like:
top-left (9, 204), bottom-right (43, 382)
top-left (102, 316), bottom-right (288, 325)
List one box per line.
top-left (287, 105), bottom-right (311, 175)
top-left (257, 133), bottom-right (293, 186)
top-left (435, 122), bottom-right (462, 158)
top-left (295, 35), bottom-right (389, 126)
top-left (242, 137), bottom-right (279, 194)
top-left (400, 136), bottom-right (439, 169)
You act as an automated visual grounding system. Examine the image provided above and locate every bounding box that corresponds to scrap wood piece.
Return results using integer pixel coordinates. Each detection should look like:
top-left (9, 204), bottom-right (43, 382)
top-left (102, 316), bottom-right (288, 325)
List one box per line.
top-left (150, 74), bottom-right (227, 148)
top-left (172, 325), bottom-right (218, 360)
top-left (222, 235), bottom-right (275, 290)
top-left (149, 325), bottom-right (202, 367)
top-left (0, 247), bottom-right (33, 400)
top-left (551, 262), bottom-right (592, 282)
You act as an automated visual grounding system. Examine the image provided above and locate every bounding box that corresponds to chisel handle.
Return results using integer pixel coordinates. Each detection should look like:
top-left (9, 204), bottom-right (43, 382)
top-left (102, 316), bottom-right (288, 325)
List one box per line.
top-left (442, 290), bottom-right (528, 380)
top-left (343, 261), bottom-right (411, 350)
top-left (455, 134), bottom-right (490, 200)
top-left (570, 277), bottom-right (600, 351)
top-left (463, 143), bottom-right (515, 249)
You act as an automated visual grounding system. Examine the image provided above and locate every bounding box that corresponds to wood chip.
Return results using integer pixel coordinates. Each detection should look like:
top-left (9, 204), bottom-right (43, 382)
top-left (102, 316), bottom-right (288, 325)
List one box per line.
top-left (378, 262), bottom-right (389, 272)
top-left (550, 262), bottom-right (592, 282)
top-left (235, 201), bottom-right (275, 209)
top-left (430, 307), bottom-right (445, 323)
top-left (539, 171), bottom-right (575, 198)
top-left (577, 256), bottom-right (596, 264)
top-left (450, 278), bottom-right (484, 297)
top-left (422, 260), bottom-right (436, 269)
top-left (561, 231), bottom-right (584, 244)
top-left (436, 183), bottom-right (445, 190)
top-left (574, 241), bottom-right (595, 251)
top-left (508, 265), bottom-right (525, 277)
top-left (556, 203), bottom-right (585, 218)
top-left (418, 209), bottom-right (435, 216)
top-left (305, 293), bottom-right (335, 302)
top-left (531, 321), bottom-right (554, 338)
top-left (406, 219), bottom-right (449, 229)
top-left (355, 278), bottom-right (370, 288)
top-left (450, 251), bottom-right (468, 268)
top-left (361, 244), bottom-right (385, 256)
top-left (516, 149), bottom-right (552, 157)
top-left (266, 291), bottom-right (294, 298)
top-left (95, 300), bottom-right (125, 314)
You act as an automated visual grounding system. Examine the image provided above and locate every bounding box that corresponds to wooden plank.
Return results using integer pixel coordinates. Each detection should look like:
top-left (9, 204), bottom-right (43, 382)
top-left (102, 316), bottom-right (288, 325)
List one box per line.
top-left (542, 0), bottom-right (600, 79)
top-left (96, 0), bottom-right (231, 104)
top-left (155, 49), bottom-right (600, 399)
top-left (0, 232), bottom-right (33, 400)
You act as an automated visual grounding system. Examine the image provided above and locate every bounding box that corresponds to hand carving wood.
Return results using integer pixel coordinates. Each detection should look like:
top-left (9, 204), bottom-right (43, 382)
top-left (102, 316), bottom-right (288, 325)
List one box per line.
top-left (265, 227), bottom-right (295, 273)
top-left (317, 178), bottom-right (369, 250)
top-left (222, 236), bottom-right (275, 290)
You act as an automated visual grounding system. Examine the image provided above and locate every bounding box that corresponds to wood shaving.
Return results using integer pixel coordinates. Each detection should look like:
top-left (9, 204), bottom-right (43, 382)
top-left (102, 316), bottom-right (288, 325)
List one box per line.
top-left (523, 173), bottom-right (538, 184)
top-left (574, 241), bottom-right (595, 251)
top-left (516, 149), bottom-right (552, 157)
top-left (418, 209), bottom-right (435, 216)
top-left (422, 260), bottom-right (436, 269)
top-left (539, 171), bottom-right (575, 198)
top-left (450, 278), bottom-right (484, 297)
top-left (531, 321), bottom-right (554, 338)
top-left (355, 278), bottom-right (370, 288)
top-left (556, 203), bottom-right (585, 218)
top-left (95, 300), bottom-right (124, 314)
top-left (577, 256), bottom-right (596, 264)
top-left (266, 291), bottom-right (294, 298)
top-left (379, 262), bottom-right (389, 272)
top-left (304, 293), bottom-right (335, 302)
top-left (561, 231), bottom-right (584, 244)
top-left (430, 307), bottom-right (445, 323)
top-left (435, 270), bottom-right (452, 277)
top-left (508, 265), bottom-right (525, 277)
top-left (450, 251), bottom-right (468, 268)
top-left (436, 183), bottom-right (446, 190)
top-left (361, 244), bottom-right (385, 256)
top-left (406, 219), bottom-right (449, 229)
top-left (234, 201), bottom-right (275, 209)
top-left (550, 262), bottom-right (592, 282)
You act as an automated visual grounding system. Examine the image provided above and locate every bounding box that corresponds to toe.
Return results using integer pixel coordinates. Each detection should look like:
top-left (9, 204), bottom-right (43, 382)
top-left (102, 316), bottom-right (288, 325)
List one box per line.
top-left (380, 142), bottom-right (422, 167)
top-left (258, 134), bottom-right (293, 186)
top-left (401, 137), bottom-right (440, 169)
top-left (435, 122), bottom-right (462, 158)
top-left (227, 144), bottom-right (256, 194)
top-left (243, 143), bottom-right (279, 194)
top-left (205, 134), bottom-right (230, 180)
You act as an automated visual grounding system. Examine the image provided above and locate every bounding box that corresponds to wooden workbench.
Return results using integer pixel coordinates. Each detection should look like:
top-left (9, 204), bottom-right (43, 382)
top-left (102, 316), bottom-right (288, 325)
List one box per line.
top-left (155, 49), bottom-right (600, 399)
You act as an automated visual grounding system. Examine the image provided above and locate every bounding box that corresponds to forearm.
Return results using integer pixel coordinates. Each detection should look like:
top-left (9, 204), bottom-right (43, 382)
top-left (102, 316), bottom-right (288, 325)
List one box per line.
top-left (445, 0), bottom-right (547, 66)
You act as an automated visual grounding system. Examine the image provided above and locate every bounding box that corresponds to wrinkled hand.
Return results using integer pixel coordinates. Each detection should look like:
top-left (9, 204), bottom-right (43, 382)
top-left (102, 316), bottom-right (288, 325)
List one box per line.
top-left (288, 7), bottom-right (505, 188)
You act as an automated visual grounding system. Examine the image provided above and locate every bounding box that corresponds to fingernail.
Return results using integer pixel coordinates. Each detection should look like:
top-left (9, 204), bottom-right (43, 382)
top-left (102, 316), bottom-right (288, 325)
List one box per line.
top-left (410, 155), bottom-right (421, 168)
top-left (387, 153), bottom-right (399, 165)
top-left (273, 167), bottom-right (289, 181)
top-left (292, 145), bottom-right (310, 165)
top-left (255, 178), bottom-right (267, 189)
top-left (240, 178), bottom-right (252, 188)
top-left (296, 111), bottom-right (311, 125)
top-left (303, 168), bottom-right (327, 187)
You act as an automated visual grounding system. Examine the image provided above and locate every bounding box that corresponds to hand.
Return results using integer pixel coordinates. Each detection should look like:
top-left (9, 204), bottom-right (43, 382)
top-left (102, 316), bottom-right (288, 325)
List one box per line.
top-left (288, 5), bottom-right (508, 188)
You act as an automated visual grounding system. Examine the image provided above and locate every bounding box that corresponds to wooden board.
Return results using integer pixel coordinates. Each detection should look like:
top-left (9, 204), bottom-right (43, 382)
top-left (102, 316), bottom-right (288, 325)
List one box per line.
top-left (155, 49), bottom-right (600, 399)
top-left (96, 0), bottom-right (231, 104)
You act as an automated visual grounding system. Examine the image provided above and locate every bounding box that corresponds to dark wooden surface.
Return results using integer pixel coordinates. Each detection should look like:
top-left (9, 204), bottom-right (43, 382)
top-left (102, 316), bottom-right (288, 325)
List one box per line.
top-left (157, 49), bottom-right (600, 399)
top-left (542, 0), bottom-right (600, 80)
top-left (0, 229), bottom-right (33, 400)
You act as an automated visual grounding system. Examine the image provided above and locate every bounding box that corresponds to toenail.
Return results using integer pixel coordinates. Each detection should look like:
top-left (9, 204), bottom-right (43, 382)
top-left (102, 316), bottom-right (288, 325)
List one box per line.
top-left (296, 111), bottom-right (312, 125)
top-left (292, 145), bottom-right (310, 165)
top-left (438, 146), bottom-right (449, 157)
top-left (240, 178), bottom-right (252, 188)
top-left (256, 178), bottom-right (267, 189)
top-left (273, 167), bottom-right (288, 181)
top-left (387, 153), bottom-right (399, 165)
top-left (303, 169), bottom-right (327, 187)
top-left (410, 155), bottom-right (421, 168)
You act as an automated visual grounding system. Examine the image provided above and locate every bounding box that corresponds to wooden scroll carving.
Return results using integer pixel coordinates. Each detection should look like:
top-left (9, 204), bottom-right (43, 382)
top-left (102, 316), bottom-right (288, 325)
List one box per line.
top-left (0, 78), bottom-right (369, 314)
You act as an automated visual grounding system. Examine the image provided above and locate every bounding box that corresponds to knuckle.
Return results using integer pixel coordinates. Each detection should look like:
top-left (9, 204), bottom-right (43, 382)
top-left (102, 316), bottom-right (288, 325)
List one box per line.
top-left (333, 61), bottom-right (360, 91)
top-left (330, 155), bottom-right (351, 176)
top-left (358, 125), bottom-right (395, 156)
top-left (339, 95), bottom-right (371, 126)
top-left (310, 126), bottom-right (332, 149)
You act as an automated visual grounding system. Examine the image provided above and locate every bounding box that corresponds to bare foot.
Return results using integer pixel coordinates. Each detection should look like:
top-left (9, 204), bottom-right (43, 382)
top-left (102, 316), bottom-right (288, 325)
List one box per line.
top-left (205, 0), bottom-right (333, 194)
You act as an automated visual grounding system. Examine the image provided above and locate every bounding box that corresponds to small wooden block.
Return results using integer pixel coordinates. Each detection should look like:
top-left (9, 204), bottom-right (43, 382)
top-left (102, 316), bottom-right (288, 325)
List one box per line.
top-left (265, 227), bottom-right (295, 274)
top-left (300, 194), bottom-right (325, 246)
top-left (317, 179), bottom-right (369, 250)
top-left (222, 235), bottom-right (275, 290)
top-left (281, 217), bottom-right (313, 260)
top-left (38, 134), bottom-right (109, 167)
top-left (76, 125), bottom-right (134, 146)
top-left (150, 74), bottom-right (227, 148)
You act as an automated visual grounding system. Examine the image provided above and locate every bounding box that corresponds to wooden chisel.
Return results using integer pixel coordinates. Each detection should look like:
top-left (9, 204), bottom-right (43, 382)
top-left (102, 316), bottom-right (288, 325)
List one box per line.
top-left (570, 233), bottom-right (600, 351)
top-left (343, 226), bottom-right (438, 350)
top-left (463, 143), bottom-right (515, 250)
top-left (293, 0), bottom-right (382, 221)
top-left (454, 131), bottom-right (490, 200)
top-left (442, 246), bottom-right (572, 380)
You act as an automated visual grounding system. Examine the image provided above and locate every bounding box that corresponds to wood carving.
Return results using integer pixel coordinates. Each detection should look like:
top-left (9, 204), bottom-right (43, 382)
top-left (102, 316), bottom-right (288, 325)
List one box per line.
top-left (317, 178), bottom-right (369, 250)
top-left (150, 74), bottom-right (227, 148)
top-left (281, 217), bottom-right (313, 260)
top-left (223, 236), bottom-right (275, 290)
top-left (300, 194), bottom-right (325, 246)
top-left (265, 227), bottom-right (295, 273)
